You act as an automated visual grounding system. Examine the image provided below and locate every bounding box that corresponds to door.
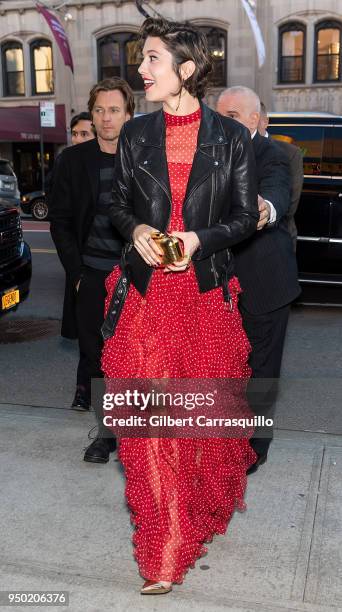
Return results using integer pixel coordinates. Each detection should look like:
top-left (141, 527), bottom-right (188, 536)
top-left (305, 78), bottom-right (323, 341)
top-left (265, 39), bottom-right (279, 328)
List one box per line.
top-left (12, 142), bottom-right (54, 193)
top-left (327, 124), bottom-right (342, 278)
top-left (268, 123), bottom-right (334, 277)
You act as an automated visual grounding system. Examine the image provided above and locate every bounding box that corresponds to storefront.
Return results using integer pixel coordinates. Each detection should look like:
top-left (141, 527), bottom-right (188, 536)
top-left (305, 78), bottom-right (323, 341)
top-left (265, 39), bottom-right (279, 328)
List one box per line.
top-left (0, 104), bottom-right (67, 193)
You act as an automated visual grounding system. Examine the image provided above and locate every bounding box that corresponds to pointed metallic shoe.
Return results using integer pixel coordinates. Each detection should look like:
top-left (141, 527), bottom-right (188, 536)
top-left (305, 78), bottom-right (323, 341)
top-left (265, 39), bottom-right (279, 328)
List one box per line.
top-left (140, 580), bottom-right (172, 595)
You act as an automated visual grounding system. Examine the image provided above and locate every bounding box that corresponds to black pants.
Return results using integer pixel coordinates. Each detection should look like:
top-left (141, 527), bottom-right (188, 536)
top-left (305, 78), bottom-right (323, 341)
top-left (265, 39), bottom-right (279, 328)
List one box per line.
top-left (75, 266), bottom-right (113, 439)
top-left (240, 303), bottom-right (291, 457)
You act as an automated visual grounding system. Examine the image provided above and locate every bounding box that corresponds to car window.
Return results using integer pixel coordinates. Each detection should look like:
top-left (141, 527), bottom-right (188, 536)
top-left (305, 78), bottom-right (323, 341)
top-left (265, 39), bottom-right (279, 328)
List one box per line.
top-left (267, 125), bottom-right (331, 177)
top-left (0, 161), bottom-right (14, 177)
top-left (332, 126), bottom-right (342, 177)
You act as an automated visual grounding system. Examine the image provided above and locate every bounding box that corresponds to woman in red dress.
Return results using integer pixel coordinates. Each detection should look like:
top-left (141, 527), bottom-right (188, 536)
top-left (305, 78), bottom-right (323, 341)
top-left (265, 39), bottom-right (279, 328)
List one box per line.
top-left (101, 18), bottom-right (259, 594)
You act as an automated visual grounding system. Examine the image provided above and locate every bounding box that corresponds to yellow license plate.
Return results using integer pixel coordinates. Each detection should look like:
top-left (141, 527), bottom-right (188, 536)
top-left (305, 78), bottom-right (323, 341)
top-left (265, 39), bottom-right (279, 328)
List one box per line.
top-left (1, 289), bottom-right (20, 311)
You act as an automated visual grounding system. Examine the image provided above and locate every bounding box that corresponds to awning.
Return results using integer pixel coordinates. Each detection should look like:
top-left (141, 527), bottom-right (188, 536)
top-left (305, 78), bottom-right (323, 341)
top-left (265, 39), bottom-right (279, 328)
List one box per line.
top-left (0, 104), bottom-right (67, 143)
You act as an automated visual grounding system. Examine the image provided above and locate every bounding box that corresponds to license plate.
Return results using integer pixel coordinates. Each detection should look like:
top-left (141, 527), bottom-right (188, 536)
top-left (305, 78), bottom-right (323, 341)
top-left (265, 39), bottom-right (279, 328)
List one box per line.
top-left (1, 288), bottom-right (20, 311)
top-left (3, 183), bottom-right (14, 190)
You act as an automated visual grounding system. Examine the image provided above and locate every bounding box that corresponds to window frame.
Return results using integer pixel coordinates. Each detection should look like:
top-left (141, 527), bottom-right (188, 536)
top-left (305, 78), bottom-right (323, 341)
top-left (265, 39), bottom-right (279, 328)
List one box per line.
top-left (313, 20), bottom-right (342, 83)
top-left (97, 31), bottom-right (142, 91)
top-left (199, 25), bottom-right (227, 88)
top-left (278, 22), bottom-right (306, 85)
top-left (1, 40), bottom-right (25, 97)
top-left (30, 38), bottom-right (54, 96)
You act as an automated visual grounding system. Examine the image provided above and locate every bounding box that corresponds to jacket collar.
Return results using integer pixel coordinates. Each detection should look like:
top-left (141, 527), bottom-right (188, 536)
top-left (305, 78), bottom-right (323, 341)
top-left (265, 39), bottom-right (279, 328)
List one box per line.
top-left (135, 100), bottom-right (228, 148)
top-left (135, 101), bottom-right (228, 210)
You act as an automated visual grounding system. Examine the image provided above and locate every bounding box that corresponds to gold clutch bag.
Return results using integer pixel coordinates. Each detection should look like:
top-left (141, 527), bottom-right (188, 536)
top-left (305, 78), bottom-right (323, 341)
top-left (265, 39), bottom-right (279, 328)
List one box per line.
top-left (150, 231), bottom-right (184, 266)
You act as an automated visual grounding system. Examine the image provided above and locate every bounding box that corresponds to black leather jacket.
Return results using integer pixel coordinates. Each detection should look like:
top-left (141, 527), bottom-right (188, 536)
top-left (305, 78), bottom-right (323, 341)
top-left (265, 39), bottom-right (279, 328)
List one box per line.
top-left (109, 101), bottom-right (259, 298)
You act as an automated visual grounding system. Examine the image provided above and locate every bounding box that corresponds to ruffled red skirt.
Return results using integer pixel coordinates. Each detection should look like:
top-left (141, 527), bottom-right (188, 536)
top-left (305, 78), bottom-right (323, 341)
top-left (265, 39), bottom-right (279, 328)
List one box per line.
top-left (101, 266), bottom-right (256, 583)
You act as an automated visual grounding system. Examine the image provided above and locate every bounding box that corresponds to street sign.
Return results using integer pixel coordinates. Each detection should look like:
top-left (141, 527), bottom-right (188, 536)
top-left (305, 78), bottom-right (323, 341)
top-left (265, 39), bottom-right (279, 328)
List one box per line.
top-left (40, 102), bottom-right (56, 127)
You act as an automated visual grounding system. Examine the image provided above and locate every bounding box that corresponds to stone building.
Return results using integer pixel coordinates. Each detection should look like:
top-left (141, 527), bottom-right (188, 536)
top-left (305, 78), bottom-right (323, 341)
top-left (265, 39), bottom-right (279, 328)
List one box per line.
top-left (0, 0), bottom-right (341, 190)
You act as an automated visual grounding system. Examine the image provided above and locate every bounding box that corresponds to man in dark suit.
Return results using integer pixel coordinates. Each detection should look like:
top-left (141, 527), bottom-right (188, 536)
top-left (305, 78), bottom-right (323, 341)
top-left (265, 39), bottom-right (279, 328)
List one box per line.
top-left (46, 112), bottom-right (95, 344)
top-left (217, 87), bottom-right (301, 473)
top-left (258, 102), bottom-right (303, 251)
top-left (50, 77), bottom-right (134, 463)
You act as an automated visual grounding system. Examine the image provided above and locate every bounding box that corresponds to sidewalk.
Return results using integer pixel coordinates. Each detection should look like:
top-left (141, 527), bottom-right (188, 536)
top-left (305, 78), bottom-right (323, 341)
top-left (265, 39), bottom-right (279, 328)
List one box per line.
top-left (1, 402), bottom-right (341, 612)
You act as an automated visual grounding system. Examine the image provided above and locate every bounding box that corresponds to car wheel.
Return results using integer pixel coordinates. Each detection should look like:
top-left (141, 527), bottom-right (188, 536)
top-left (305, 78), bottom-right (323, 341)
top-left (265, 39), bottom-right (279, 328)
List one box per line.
top-left (32, 199), bottom-right (48, 221)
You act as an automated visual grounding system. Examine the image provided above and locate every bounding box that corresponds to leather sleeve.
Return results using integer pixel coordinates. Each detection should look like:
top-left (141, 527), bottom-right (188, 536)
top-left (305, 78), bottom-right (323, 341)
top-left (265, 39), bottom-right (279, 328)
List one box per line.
top-left (193, 128), bottom-right (259, 260)
top-left (108, 125), bottom-right (144, 242)
top-left (49, 150), bottom-right (82, 286)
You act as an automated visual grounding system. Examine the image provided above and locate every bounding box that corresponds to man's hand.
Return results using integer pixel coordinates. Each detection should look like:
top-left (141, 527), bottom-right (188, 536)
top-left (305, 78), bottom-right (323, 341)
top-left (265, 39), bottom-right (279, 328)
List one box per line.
top-left (163, 231), bottom-right (200, 273)
top-left (257, 195), bottom-right (271, 230)
top-left (132, 224), bottom-right (163, 266)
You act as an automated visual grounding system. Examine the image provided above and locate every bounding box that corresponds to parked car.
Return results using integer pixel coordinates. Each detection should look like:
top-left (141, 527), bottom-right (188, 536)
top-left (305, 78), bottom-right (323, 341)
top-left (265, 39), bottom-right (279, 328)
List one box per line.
top-left (0, 158), bottom-right (20, 207)
top-left (268, 112), bottom-right (342, 305)
top-left (0, 198), bottom-right (32, 314)
top-left (21, 191), bottom-right (49, 221)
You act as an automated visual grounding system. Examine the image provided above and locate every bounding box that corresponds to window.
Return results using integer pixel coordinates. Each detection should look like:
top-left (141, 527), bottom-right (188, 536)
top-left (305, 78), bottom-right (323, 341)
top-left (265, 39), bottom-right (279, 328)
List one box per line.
top-left (268, 123), bottom-right (334, 270)
top-left (1, 41), bottom-right (25, 96)
top-left (31, 39), bottom-right (54, 94)
top-left (314, 21), bottom-right (342, 82)
top-left (332, 127), bottom-right (342, 176)
top-left (200, 26), bottom-right (227, 87)
top-left (267, 125), bottom-right (332, 176)
top-left (98, 32), bottom-right (142, 91)
top-left (278, 23), bottom-right (306, 83)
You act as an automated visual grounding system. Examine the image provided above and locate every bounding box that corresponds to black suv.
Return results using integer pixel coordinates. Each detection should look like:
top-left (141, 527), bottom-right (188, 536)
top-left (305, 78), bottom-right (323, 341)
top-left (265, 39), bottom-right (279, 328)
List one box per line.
top-left (268, 112), bottom-right (342, 305)
top-left (0, 199), bottom-right (32, 314)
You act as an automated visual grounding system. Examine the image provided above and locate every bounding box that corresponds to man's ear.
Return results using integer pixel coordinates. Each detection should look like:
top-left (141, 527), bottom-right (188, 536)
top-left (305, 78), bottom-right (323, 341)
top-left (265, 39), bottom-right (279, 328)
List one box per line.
top-left (180, 60), bottom-right (196, 82)
top-left (251, 111), bottom-right (261, 130)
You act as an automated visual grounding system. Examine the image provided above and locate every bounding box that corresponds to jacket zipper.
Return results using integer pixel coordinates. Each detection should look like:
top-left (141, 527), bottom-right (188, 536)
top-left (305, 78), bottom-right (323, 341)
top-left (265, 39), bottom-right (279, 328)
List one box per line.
top-left (182, 148), bottom-right (215, 208)
top-left (132, 169), bottom-right (150, 202)
top-left (138, 164), bottom-right (172, 231)
top-left (211, 253), bottom-right (219, 286)
top-left (138, 165), bottom-right (172, 206)
top-left (136, 165), bottom-right (172, 293)
top-left (208, 167), bottom-right (219, 286)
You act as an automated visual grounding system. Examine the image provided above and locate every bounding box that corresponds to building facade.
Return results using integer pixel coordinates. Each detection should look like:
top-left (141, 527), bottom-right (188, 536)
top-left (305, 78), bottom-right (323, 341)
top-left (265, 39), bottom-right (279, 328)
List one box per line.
top-left (0, 0), bottom-right (341, 190)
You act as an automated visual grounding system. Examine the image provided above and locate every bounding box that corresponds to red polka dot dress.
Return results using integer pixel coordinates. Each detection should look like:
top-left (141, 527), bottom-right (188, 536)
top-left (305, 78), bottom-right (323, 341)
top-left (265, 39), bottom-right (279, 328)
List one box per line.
top-left (101, 107), bottom-right (257, 584)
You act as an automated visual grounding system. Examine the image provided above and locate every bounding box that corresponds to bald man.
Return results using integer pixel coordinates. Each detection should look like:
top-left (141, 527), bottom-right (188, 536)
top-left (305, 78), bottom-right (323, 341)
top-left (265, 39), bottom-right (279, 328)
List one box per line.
top-left (217, 87), bottom-right (300, 473)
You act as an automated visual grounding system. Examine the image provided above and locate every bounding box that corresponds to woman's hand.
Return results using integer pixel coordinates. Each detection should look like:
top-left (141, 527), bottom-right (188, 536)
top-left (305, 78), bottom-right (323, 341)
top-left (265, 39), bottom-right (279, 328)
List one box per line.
top-left (132, 224), bottom-right (163, 266)
top-left (164, 231), bottom-right (200, 273)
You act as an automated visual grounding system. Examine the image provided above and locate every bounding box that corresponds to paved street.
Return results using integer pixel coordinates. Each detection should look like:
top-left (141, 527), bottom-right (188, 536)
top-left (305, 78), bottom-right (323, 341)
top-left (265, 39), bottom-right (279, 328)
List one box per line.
top-left (0, 221), bottom-right (341, 611)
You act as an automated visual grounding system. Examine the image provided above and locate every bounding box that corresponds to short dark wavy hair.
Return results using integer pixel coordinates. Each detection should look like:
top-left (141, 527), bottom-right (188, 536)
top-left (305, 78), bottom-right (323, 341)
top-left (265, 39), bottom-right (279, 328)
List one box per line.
top-left (139, 18), bottom-right (213, 99)
top-left (88, 77), bottom-right (135, 118)
top-left (70, 112), bottom-right (91, 131)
